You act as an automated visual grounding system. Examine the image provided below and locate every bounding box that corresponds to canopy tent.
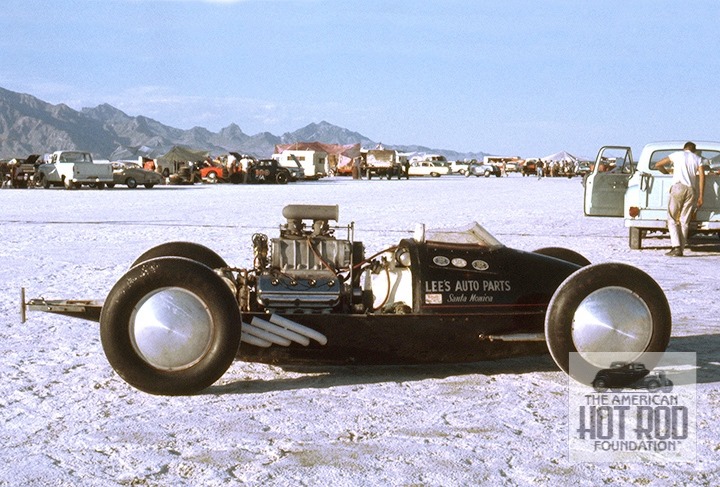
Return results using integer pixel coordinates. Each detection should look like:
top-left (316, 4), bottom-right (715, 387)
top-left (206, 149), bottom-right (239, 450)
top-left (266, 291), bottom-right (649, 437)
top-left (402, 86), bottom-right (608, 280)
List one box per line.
top-left (541, 150), bottom-right (578, 163)
top-left (158, 146), bottom-right (210, 164)
top-left (109, 144), bottom-right (167, 161)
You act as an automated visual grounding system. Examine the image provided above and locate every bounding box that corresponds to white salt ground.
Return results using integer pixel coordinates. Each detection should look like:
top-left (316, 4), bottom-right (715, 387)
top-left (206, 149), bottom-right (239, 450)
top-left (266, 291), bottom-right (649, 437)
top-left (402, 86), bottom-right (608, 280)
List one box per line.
top-left (1, 174), bottom-right (718, 486)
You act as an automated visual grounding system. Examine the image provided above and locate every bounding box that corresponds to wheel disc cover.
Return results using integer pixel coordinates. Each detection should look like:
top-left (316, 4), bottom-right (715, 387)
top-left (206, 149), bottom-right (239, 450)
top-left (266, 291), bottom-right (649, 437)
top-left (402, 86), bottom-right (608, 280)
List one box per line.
top-left (572, 286), bottom-right (652, 368)
top-left (130, 287), bottom-right (214, 370)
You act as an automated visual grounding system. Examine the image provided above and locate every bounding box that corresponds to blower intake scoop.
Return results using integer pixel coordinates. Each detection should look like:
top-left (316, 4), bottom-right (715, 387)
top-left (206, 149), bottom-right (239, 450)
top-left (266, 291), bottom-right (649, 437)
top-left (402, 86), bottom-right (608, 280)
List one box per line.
top-left (280, 204), bottom-right (339, 238)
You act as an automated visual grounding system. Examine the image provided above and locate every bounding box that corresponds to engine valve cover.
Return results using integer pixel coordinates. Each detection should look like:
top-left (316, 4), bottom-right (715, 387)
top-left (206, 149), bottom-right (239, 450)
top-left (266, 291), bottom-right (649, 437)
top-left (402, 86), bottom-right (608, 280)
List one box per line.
top-left (256, 275), bottom-right (342, 312)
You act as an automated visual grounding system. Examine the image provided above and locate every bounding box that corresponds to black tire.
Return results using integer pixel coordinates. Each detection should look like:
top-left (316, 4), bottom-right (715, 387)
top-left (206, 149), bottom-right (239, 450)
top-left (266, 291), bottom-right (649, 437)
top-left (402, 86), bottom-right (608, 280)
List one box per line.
top-left (533, 247), bottom-right (591, 267)
top-left (207, 172), bottom-right (218, 183)
top-left (545, 263), bottom-right (671, 385)
top-left (100, 257), bottom-right (241, 395)
top-left (430, 172), bottom-right (440, 177)
top-left (96, 182), bottom-right (105, 189)
top-left (484, 171), bottom-right (491, 178)
top-left (107, 183), bottom-right (116, 188)
top-left (126, 177), bottom-right (138, 189)
top-left (131, 241), bottom-right (228, 270)
top-left (592, 379), bottom-right (608, 392)
top-left (275, 171), bottom-right (288, 184)
top-left (629, 227), bottom-right (642, 250)
top-left (646, 379), bottom-right (660, 392)
top-left (37, 173), bottom-right (49, 189)
top-left (144, 183), bottom-right (155, 189)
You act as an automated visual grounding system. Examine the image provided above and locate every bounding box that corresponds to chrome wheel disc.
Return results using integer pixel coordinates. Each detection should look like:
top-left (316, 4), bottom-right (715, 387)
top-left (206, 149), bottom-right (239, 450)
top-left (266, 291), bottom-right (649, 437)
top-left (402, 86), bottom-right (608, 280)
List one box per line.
top-left (130, 287), bottom-right (213, 370)
top-left (572, 286), bottom-right (652, 368)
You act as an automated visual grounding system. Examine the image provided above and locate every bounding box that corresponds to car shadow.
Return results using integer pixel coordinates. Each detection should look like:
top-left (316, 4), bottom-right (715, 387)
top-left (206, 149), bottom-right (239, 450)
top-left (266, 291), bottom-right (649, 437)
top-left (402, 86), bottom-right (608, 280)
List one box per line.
top-left (667, 334), bottom-right (720, 384)
top-left (205, 353), bottom-right (559, 396)
top-left (205, 334), bottom-right (720, 395)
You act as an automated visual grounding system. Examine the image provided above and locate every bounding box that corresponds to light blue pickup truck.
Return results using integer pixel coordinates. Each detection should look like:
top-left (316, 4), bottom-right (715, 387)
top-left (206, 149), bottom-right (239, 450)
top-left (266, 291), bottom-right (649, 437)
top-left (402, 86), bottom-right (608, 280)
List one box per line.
top-left (584, 141), bottom-right (720, 249)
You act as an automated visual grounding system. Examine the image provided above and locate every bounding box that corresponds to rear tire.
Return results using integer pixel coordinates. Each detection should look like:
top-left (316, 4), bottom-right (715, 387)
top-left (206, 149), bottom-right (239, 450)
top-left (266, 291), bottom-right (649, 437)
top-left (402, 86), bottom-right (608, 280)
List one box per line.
top-left (275, 171), bottom-right (288, 184)
top-left (545, 263), bottom-right (671, 385)
top-left (131, 241), bottom-right (228, 270)
top-left (100, 257), bottom-right (241, 395)
top-left (126, 177), bottom-right (137, 189)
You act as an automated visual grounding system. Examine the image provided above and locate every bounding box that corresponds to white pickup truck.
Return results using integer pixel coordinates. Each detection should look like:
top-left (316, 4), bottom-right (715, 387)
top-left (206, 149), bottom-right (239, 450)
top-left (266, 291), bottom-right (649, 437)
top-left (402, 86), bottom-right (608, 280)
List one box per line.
top-left (584, 141), bottom-right (720, 249)
top-left (35, 151), bottom-right (113, 189)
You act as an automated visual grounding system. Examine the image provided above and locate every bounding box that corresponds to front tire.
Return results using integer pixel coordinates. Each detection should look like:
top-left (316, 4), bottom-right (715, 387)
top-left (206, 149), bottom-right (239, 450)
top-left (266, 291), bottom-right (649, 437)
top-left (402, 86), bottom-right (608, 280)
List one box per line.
top-left (100, 257), bottom-right (242, 395)
top-left (533, 247), bottom-right (591, 267)
top-left (126, 177), bottom-right (138, 189)
top-left (545, 263), bottom-right (671, 384)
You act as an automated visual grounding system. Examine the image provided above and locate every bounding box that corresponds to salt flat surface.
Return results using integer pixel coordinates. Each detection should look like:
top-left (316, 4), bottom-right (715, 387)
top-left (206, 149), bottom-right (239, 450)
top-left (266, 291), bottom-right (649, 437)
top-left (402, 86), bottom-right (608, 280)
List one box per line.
top-left (1, 175), bottom-right (718, 485)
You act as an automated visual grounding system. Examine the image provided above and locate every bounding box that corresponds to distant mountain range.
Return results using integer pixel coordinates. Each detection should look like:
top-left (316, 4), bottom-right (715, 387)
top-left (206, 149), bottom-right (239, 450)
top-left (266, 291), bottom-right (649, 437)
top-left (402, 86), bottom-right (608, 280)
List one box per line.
top-left (0, 86), bottom-right (486, 161)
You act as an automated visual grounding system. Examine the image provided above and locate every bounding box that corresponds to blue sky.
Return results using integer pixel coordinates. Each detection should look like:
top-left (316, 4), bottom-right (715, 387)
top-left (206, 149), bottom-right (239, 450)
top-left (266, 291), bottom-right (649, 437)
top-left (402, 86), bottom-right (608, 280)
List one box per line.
top-left (1, 0), bottom-right (719, 158)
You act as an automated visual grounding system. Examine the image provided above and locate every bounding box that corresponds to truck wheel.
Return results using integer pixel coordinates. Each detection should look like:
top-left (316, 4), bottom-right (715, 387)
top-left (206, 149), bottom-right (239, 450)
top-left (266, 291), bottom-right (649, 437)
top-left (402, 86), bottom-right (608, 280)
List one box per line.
top-left (629, 227), bottom-right (642, 250)
top-left (545, 262), bottom-right (671, 384)
top-left (131, 241), bottom-right (228, 270)
top-left (533, 247), bottom-right (590, 267)
top-left (106, 183), bottom-right (116, 188)
top-left (100, 257), bottom-right (242, 395)
top-left (36, 173), bottom-right (48, 189)
top-left (126, 177), bottom-right (138, 189)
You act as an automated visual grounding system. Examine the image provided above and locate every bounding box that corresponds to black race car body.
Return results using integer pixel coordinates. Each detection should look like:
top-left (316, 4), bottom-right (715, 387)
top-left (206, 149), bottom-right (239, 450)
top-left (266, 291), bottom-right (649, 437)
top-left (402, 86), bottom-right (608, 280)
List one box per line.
top-left (592, 362), bottom-right (673, 392)
top-left (23, 204), bottom-right (672, 395)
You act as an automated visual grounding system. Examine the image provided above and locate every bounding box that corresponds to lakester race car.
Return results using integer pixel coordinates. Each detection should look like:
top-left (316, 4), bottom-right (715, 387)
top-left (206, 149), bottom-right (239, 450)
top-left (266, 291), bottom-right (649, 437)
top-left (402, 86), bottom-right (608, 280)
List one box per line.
top-left (22, 204), bottom-right (672, 395)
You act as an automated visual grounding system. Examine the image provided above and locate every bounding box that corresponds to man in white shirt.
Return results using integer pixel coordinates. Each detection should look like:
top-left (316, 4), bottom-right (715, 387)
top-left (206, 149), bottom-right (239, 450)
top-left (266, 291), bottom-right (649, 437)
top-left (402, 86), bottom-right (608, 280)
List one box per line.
top-left (655, 141), bottom-right (706, 256)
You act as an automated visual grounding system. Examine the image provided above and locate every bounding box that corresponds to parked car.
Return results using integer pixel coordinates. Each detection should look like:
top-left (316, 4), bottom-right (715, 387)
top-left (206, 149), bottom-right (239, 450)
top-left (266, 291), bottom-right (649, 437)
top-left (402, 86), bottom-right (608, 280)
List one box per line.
top-left (584, 141), bottom-right (720, 249)
top-left (5, 154), bottom-right (41, 188)
top-left (448, 160), bottom-right (471, 175)
top-left (238, 159), bottom-right (292, 184)
top-left (466, 162), bottom-right (502, 178)
top-left (408, 161), bottom-right (450, 177)
top-left (108, 162), bottom-right (163, 189)
top-left (198, 161), bottom-right (227, 183)
top-left (521, 159), bottom-right (538, 176)
top-left (35, 151), bottom-right (113, 189)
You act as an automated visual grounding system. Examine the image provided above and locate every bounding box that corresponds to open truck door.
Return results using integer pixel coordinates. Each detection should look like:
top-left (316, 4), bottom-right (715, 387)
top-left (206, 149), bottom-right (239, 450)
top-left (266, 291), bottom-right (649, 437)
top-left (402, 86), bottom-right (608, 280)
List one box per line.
top-left (583, 146), bottom-right (634, 217)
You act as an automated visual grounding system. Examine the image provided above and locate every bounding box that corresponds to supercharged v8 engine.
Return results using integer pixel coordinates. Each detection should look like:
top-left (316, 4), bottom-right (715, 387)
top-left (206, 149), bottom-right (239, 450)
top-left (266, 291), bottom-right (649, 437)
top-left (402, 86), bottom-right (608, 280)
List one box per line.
top-left (252, 205), bottom-right (362, 313)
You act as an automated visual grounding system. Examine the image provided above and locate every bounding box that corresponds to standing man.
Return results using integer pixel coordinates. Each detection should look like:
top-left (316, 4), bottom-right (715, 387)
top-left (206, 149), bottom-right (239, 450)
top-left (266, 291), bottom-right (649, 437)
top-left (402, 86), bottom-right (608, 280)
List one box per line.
top-left (655, 141), bottom-right (705, 256)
